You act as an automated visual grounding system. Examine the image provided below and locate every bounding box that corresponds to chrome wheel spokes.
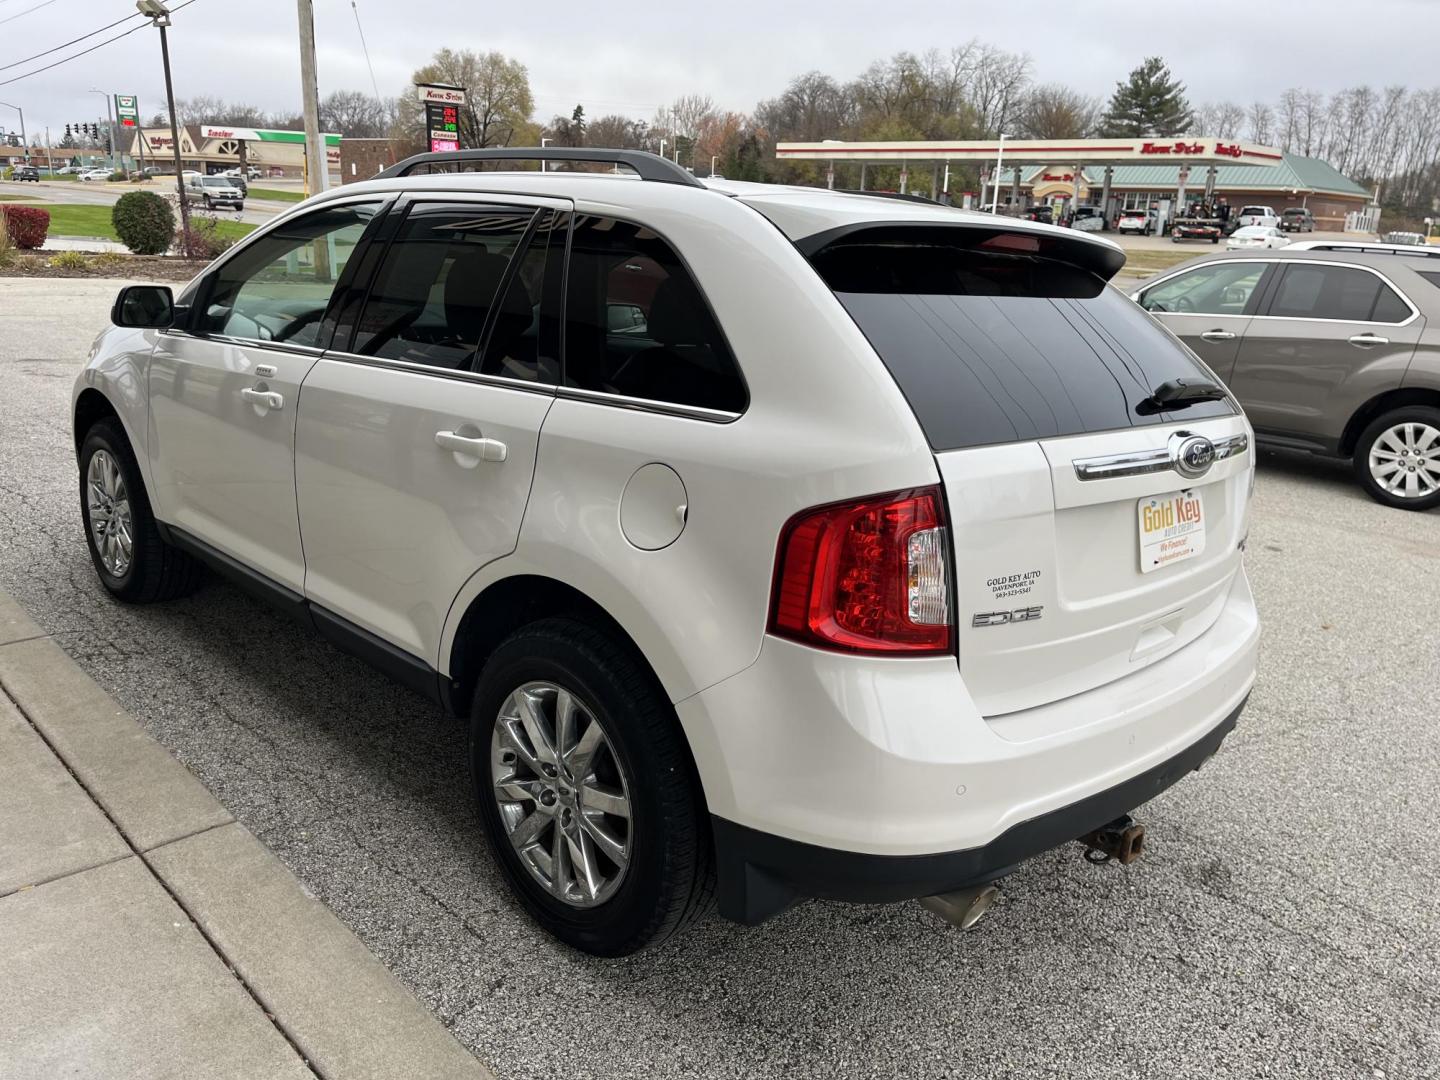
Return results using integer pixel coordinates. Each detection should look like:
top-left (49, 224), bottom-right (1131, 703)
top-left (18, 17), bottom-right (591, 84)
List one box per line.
top-left (86, 450), bottom-right (134, 576)
top-left (490, 681), bottom-right (632, 908)
top-left (1369, 422), bottom-right (1440, 499)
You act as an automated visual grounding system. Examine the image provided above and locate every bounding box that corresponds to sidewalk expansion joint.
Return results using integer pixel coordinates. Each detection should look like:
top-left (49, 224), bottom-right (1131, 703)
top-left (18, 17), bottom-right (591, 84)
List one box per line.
top-left (0, 851), bottom-right (134, 901)
top-left (0, 679), bottom-right (328, 1080)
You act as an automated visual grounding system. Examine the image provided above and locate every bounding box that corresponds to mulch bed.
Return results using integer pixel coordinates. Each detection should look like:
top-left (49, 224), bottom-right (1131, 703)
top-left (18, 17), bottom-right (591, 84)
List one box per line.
top-left (0, 252), bottom-right (209, 281)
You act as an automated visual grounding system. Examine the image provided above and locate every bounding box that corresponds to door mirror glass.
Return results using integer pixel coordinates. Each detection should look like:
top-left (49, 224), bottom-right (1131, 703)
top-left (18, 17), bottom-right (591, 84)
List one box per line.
top-left (111, 284), bottom-right (175, 328)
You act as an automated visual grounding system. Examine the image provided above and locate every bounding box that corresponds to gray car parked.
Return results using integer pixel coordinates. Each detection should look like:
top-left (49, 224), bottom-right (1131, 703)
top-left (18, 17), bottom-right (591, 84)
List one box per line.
top-left (1134, 246), bottom-right (1440, 510)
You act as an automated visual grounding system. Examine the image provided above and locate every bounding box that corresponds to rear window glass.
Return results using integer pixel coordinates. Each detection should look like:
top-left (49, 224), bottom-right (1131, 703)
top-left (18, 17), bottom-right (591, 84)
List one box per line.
top-left (810, 231), bottom-right (1233, 451)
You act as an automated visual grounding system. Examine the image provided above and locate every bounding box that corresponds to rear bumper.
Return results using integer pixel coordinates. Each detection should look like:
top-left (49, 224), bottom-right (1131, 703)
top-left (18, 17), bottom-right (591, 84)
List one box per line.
top-left (712, 695), bottom-right (1243, 923)
top-left (680, 568), bottom-right (1259, 924)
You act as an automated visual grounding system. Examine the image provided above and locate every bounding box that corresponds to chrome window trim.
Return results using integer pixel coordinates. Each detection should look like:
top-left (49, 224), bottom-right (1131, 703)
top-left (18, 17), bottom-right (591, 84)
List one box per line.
top-left (156, 329), bottom-right (326, 357)
top-left (1138, 258), bottom-right (1419, 327)
top-left (1073, 432), bottom-right (1247, 481)
top-left (319, 349), bottom-right (558, 396)
top-left (556, 385), bottom-right (742, 424)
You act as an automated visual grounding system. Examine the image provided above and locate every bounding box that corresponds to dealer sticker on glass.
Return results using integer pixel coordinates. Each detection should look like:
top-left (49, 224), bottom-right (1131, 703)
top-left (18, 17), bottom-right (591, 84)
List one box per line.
top-left (1138, 490), bottom-right (1206, 573)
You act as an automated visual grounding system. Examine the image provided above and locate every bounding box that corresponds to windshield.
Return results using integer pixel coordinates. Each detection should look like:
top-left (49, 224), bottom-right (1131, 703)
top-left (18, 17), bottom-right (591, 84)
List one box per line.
top-left (809, 229), bottom-right (1233, 451)
top-left (1240, 207), bottom-right (1268, 216)
top-left (201, 177), bottom-right (233, 187)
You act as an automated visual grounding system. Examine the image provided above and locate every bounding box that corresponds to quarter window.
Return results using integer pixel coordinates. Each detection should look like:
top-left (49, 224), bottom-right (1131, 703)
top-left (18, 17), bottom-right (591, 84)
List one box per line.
top-left (1139, 262), bottom-right (1267, 316)
top-left (563, 215), bottom-right (746, 413)
top-left (351, 204), bottom-right (536, 371)
top-left (200, 203), bottom-right (378, 345)
top-left (1267, 264), bottom-right (1407, 322)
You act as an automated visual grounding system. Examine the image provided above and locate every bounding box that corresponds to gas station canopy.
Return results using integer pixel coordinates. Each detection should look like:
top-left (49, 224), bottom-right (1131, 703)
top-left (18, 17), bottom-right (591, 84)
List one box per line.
top-left (776, 137), bottom-right (1286, 166)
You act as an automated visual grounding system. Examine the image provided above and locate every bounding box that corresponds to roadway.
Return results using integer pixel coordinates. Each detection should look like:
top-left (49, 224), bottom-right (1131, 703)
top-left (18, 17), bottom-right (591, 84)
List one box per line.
top-left (0, 177), bottom-right (293, 228)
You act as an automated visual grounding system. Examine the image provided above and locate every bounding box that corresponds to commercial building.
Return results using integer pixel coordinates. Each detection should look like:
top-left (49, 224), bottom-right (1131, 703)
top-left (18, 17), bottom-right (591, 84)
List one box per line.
top-left (124, 124), bottom-right (341, 178)
top-left (775, 138), bottom-right (1373, 231)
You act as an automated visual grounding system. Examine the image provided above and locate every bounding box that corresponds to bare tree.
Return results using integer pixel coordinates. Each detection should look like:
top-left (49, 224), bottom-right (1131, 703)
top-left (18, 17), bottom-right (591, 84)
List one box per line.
top-left (319, 89), bottom-right (394, 139)
top-left (1017, 84), bottom-right (1099, 138)
top-left (585, 114), bottom-right (650, 150)
top-left (1247, 101), bottom-right (1274, 145)
top-left (1193, 100), bottom-right (1245, 139)
top-left (400, 49), bottom-right (534, 149)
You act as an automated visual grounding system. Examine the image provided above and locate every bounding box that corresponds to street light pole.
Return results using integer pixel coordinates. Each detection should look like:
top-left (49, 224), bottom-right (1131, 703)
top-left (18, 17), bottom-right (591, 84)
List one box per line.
top-left (540, 136), bottom-right (549, 172)
top-left (0, 101), bottom-right (23, 162)
top-left (136, 1), bottom-right (190, 240)
top-left (90, 90), bottom-right (120, 174)
top-left (991, 132), bottom-right (1006, 213)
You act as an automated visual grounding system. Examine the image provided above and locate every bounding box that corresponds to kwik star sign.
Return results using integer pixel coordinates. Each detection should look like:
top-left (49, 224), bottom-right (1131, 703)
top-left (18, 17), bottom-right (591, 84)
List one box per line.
top-left (417, 84), bottom-right (466, 153)
top-left (774, 137), bottom-right (1284, 165)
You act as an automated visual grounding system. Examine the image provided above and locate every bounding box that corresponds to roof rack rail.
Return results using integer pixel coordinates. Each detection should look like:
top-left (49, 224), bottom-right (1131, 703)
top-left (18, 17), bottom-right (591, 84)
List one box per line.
top-left (377, 147), bottom-right (705, 187)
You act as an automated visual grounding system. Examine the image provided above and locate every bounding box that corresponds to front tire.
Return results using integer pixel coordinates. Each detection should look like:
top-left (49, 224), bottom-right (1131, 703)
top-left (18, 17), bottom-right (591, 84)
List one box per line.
top-left (1353, 407), bottom-right (1440, 511)
top-left (469, 618), bottom-right (714, 956)
top-left (79, 419), bottom-right (202, 601)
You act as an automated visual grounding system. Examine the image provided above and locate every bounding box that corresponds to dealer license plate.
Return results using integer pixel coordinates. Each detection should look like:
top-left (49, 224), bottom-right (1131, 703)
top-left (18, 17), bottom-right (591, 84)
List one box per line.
top-left (1138, 490), bottom-right (1205, 574)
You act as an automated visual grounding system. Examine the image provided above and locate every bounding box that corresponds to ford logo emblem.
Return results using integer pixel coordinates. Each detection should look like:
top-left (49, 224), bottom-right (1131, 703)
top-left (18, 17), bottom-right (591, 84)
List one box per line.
top-left (1173, 435), bottom-right (1216, 479)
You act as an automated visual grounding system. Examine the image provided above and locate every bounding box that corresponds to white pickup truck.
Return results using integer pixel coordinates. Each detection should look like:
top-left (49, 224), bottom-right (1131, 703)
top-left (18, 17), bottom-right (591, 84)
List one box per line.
top-left (1236, 205), bottom-right (1279, 228)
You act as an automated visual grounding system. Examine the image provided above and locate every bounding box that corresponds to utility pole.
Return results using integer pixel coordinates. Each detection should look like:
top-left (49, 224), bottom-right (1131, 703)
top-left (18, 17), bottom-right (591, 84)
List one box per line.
top-left (136, 2), bottom-right (189, 239)
top-left (296, 0), bottom-right (325, 196)
top-left (90, 91), bottom-right (120, 174)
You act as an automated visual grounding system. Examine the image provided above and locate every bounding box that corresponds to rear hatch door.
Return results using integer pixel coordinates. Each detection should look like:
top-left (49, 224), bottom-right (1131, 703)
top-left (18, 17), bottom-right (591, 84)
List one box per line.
top-left (806, 224), bottom-right (1251, 716)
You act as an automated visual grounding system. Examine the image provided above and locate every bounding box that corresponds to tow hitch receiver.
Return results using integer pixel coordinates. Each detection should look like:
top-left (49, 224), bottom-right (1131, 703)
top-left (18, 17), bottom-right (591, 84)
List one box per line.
top-left (1080, 815), bottom-right (1146, 865)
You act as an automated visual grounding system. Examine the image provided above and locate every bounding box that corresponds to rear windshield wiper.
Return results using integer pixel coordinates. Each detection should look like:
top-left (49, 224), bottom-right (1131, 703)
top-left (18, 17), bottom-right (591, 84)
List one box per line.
top-left (1136, 378), bottom-right (1229, 416)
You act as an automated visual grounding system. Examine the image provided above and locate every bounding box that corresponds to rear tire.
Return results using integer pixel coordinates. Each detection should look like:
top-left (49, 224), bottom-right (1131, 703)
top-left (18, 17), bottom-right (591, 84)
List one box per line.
top-left (1352, 407), bottom-right (1440, 511)
top-left (79, 419), bottom-right (202, 601)
top-left (469, 617), bottom-right (714, 956)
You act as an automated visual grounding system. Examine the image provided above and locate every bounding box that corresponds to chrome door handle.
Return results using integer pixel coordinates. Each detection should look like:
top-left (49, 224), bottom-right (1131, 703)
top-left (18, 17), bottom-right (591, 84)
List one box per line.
top-left (241, 387), bottom-right (284, 409)
top-left (1200, 330), bottom-right (1236, 341)
top-left (1348, 334), bottom-right (1388, 348)
top-left (435, 430), bottom-right (507, 463)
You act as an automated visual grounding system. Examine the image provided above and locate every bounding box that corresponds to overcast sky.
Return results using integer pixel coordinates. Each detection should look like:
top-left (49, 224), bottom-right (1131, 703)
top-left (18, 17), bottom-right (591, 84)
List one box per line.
top-left (3, 0), bottom-right (1437, 140)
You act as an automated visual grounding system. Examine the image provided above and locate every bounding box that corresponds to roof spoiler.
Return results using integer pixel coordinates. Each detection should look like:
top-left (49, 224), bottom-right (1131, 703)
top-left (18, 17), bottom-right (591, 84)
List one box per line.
top-left (377, 147), bottom-right (704, 187)
top-left (793, 221), bottom-right (1128, 281)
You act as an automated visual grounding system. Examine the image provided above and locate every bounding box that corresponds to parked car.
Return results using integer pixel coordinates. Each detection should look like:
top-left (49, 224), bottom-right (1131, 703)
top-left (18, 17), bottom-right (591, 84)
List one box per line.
top-left (1023, 204), bottom-right (1054, 225)
top-left (1172, 217), bottom-right (1223, 243)
top-left (1382, 231), bottom-right (1425, 246)
top-left (1117, 208), bottom-right (1156, 235)
top-left (1068, 204), bottom-right (1105, 232)
top-left (55, 164), bottom-right (82, 175)
top-left (74, 148), bottom-right (1260, 955)
top-left (12, 164), bottom-right (40, 182)
top-left (183, 173), bottom-right (245, 210)
top-left (223, 165), bottom-right (262, 180)
top-left (1279, 208), bottom-right (1315, 233)
top-left (1134, 249), bottom-right (1440, 509)
top-left (1236, 205), bottom-right (1279, 229)
top-left (1226, 225), bottom-right (1290, 250)
top-left (79, 168), bottom-right (113, 182)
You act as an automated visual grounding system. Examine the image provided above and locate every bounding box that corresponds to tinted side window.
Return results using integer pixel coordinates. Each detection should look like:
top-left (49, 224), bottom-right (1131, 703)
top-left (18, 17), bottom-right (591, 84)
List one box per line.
top-left (1369, 283), bottom-right (1411, 323)
top-left (1140, 262), bottom-right (1268, 316)
top-left (352, 204), bottom-right (536, 371)
top-left (1268, 264), bottom-right (1382, 321)
top-left (564, 215), bottom-right (746, 413)
top-left (201, 203), bottom-right (377, 345)
top-left (477, 210), bottom-right (563, 384)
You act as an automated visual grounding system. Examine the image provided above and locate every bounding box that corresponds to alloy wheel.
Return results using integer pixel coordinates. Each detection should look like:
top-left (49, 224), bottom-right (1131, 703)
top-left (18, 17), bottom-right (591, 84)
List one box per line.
top-left (490, 681), bottom-right (633, 908)
top-left (1368, 422), bottom-right (1440, 499)
top-left (86, 450), bottom-right (134, 577)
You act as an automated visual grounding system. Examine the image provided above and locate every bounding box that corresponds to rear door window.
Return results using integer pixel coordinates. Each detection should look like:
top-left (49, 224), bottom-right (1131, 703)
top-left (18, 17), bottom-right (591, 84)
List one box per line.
top-left (809, 228), bottom-right (1233, 452)
top-left (350, 203), bottom-right (537, 371)
top-left (1265, 264), bottom-right (1404, 322)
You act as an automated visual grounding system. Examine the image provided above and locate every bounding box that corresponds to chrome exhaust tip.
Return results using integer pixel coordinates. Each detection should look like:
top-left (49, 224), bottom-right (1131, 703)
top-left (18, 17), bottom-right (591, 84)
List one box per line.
top-left (919, 884), bottom-right (1000, 930)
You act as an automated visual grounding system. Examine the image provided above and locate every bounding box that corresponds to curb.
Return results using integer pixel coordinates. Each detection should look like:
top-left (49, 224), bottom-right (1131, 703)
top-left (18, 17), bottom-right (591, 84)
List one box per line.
top-left (0, 589), bottom-right (492, 1080)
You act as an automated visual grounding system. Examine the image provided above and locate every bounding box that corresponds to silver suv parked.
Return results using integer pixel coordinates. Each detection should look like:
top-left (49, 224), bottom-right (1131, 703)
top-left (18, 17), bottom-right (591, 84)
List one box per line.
top-left (1135, 247), bottom-right (1440, 509)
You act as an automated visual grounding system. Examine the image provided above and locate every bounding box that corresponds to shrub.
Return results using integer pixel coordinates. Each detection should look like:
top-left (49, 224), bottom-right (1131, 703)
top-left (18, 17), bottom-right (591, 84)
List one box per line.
top-left (1, 204), bottom-right (50, 249)
top-left (112, 190), bottom-right (175, 255)
top-left (47, 250), bottom-right (92, 270)
top-left (177, 210), bottom-right (235, 260)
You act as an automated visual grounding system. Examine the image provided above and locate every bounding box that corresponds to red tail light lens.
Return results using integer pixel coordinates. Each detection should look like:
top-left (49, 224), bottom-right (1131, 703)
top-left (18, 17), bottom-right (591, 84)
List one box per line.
top-left (770, 486), bottom-right (952, 655)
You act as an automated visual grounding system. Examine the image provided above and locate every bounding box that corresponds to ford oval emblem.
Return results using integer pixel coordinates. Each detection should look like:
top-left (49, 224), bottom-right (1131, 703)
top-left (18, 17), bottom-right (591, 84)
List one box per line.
top-left (1174, 435), bottom-right (1216, 479)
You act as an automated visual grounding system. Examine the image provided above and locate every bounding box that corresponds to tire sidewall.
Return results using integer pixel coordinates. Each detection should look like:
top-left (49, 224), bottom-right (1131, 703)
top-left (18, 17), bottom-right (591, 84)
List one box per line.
top-left (1354, 407), bottom-right (1440, 511)
top-left (79, 424), bottom-right (143, 595)
top-left (469, 627), bottom-right (681, 952)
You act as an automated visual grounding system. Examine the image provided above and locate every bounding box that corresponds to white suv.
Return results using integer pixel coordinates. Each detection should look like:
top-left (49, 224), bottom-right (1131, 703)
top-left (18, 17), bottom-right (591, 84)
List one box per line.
top-left (73, 149), bottom-right (1259, 955)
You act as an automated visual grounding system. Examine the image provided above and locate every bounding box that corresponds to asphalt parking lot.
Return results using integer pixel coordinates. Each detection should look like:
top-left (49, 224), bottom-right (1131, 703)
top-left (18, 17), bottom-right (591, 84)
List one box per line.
top-left (2, 277), bottom-right (1437, 1080)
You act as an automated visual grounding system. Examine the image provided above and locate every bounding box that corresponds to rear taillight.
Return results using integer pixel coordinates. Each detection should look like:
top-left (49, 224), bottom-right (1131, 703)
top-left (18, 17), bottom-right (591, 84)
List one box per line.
top-left (769, 486), bottom-right (952, 655)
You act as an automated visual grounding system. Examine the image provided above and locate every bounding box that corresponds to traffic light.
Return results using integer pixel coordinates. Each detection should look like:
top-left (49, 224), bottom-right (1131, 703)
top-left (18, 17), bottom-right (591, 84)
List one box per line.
top-left (64, 124), bottom-right (71, 138)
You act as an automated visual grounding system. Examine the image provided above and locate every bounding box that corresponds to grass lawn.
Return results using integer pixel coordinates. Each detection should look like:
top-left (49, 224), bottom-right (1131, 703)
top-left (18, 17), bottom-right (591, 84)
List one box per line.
top-left (23, 204), bottom-right (257, 242)
top-left (1120, 249), bottom-right (1207, 273)
top-left (0, 194), bottom-right (40, 202)
top-left (247, 187), bottom-right (305, 203)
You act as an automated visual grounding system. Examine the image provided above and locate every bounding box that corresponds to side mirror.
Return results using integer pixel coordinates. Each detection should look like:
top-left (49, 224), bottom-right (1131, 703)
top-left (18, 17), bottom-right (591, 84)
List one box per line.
top-left (111, 284), bottom-right (175, 329)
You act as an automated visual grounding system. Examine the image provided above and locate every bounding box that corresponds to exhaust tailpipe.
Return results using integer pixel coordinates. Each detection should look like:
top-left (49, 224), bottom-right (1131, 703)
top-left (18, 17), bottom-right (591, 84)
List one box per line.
top-left (919, 883), bottom-right (1000, 930)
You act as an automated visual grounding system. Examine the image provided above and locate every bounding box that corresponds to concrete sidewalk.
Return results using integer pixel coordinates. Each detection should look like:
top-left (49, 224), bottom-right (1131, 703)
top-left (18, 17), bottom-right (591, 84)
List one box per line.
top-left (0, 590), bottom-right (491, 1080)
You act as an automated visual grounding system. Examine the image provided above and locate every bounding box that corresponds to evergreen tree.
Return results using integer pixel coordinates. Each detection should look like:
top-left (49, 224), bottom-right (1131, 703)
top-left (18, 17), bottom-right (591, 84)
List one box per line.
top-left (1100, 57), bottom-right (1192, 137)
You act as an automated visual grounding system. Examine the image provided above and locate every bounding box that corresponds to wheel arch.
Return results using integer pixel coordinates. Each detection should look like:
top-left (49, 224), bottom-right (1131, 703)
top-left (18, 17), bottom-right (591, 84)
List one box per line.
top-left (73, 386), bottom-right (122, 454)
top-left (1340, 388), bottom-right (1440, 457)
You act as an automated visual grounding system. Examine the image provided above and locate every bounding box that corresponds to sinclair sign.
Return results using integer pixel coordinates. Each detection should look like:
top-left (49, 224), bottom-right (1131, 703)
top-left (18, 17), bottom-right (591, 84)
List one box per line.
top-left (115, 95), bottom-right (139, 130)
